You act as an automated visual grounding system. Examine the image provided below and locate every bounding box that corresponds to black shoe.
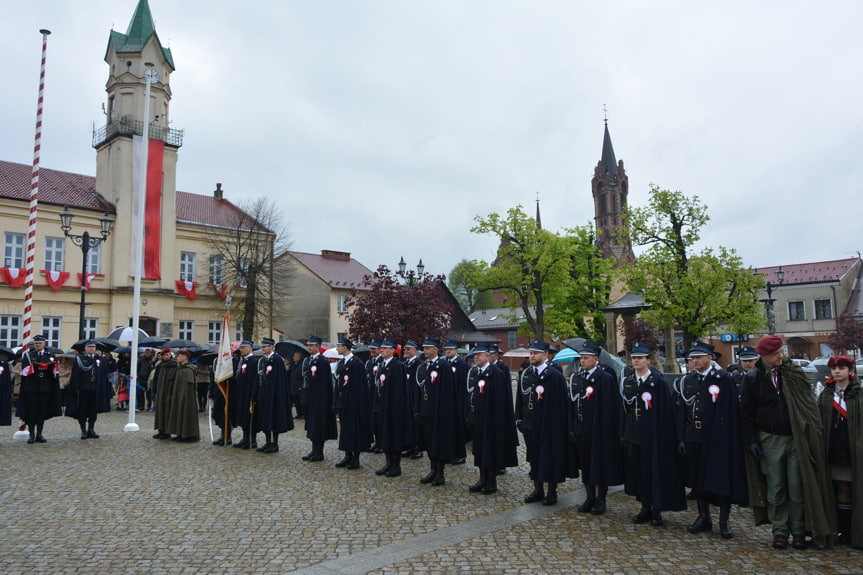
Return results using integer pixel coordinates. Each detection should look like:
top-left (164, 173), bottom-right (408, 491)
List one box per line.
top-left (687, 514), bottom-right (713, 534)
top-left (87, 430), bottom-right (99, 439)
top-left (372, 444), bottom-right (383, 454)
top-left (153, 432), bottom-right (170, 440)
top-left (481, 480), bottom-right (498, 495)
top-left (256, 443), bottom-right (270, 452)
top-left (524, 489), bottom-right (544, 504)
top-left (335, 454), bottom-right (352, 468)
top-left (431, 475), bottom-right (446, 486)
top-left (719, 520), bottom-right (734, 539)
top-left (469, 479), bottom-right (486, 493)
top-left (451, 457), bottom-right (466, 465)
top-left (385, 466), bottom-right (402, 478)
top-left (542, 491), bottom-right (558, 506)
top-left (264, 444), bottom-right (279, 454)
top-left (420, 470), bottom-right (436, 484)
top-left (171, 436), bottom-right (182, 442)
top-left (409, 451), bottom-right (424, 460)
top-left (302, 450), bottom-right (314, 461)
top-left (308, 453), bottom-right (324, 462)
top-left (81, 431), bottom-right (88, 440)
top-left (577, 496), bottom-right (596, 513)
top-left (686, 489), bottom-right (697, 500)
top-left (35, 435), bottom-right (46, 443)
top-left (651, 511), bottom-right (665, 527)
top-left (633, 507), bottom-right (651, 524)
top-left (791, 535), bottom-right (806, 550)
top-left (347, 454), bottom-right (360, 470)
top-left (496, 469), bottom-right (506, 476)
top-left (27, 437), bottom-right (35, 444)
top-left (213, 438), bottom-right (225, 446)
top-left (376, 461), bottom-right (392, 476)
top-left (590, 498), bottom-right (607, 515)
top-left (251, 441), bottom-right (258, 450)
top-left (234, 439), bottom-right (249, 449)
top-left (772, 535), bottom-right (788, 549)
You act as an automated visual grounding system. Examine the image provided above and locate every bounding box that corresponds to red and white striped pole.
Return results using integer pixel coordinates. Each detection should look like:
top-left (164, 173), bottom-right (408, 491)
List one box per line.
top-left (16, 29), bottom-right (51, 441)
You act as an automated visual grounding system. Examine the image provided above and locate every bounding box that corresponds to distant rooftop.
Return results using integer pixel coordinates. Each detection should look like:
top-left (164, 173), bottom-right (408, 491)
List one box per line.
top-left (469, 306), bottom-right (536, 330)
top-left (757, 258), bottom-right (859, 285)
top-left (287, 250), bottom-right (374, 290)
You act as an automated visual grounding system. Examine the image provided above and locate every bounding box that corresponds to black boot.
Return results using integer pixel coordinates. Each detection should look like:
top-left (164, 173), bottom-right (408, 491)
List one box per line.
top-left (87, 420), bottom-right (99, 439)
top-left (524, 480), bottom-right (545, 504)
top-left (376, 453), bottom-right (392, 476)
top-left (302, 441), bottom-right (316, 460)
top-left (651, 507), bottom-right (665, 527)
top-left (578, 484), bottom-right (596, 512)
top-left (234, 429), bottom-right (250, 448)
top-left (420, 459), bottom-right (436, 484)
top-left (687, 499), bottom-right (713, 534)
top-left (431, 460), bottom-right (446, 486)
top-left (469, 469), bottom-right (487, 493)
top-left (35, 424), bottom-right (46, 443)
top-left (719, 502), bottom-right (733, 539)
top-left (27, 428), bottom-right (35, 444)
top-left (309, 441), bottom-right (324, 462)
top-left (591, 485), bottom-right (608, 515)
top-left (347, 452), bottom-right (360, 470)
top-left (481, 471), bottom-right (498, 495)
top-left (542, 483), bottom-right (558, 506)
top-left (264, 433), bottom-right (279, 453)
top-left (335, 451), bottom-right (352, 468)
top-left (79, 420), bottom-right (88, 440)
top-left (633, 502), bottom-right (651, 524)
top-left (385, 452), bottom-right (402, 477)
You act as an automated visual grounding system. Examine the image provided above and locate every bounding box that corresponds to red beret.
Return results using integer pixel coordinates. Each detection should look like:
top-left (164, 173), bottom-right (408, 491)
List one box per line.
top-left (755, 335), bottom-right (783, 355)
top-left (828, 355), bottom-right (854, 369)
top-left (176, 349), bottom-right (192, 359)
top-left (160, 347), bottom-right (172, 354)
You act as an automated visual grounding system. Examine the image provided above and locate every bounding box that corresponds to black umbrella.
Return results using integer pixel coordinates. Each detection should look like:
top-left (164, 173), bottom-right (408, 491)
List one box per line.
top-left (351, 344), bottom-right (371, 363)
top-left (165, 338), bottom-right (197, 348)
top-left (562, 337), bottom-right (626, 378)
top-left (139, 336), bottom-right (168, 347)
top-left (0, 345), bottom-right (15, 360)
top-left (93, 337), bottom-right (122, 352)
top-left (275, 340), bottom-right (309, 360)
top-left (113, 346), bottom-right (132, 355)
top-left (183, 342), bottom-right (217, 357)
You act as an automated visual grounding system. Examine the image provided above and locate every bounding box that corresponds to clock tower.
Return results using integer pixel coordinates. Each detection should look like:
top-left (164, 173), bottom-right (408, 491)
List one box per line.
top-left (591, 118), bottom-right (634, 265)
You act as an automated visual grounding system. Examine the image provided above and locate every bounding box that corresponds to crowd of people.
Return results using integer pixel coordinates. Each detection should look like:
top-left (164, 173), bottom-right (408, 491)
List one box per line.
top-left (1, 332), bottom-right (859, 551)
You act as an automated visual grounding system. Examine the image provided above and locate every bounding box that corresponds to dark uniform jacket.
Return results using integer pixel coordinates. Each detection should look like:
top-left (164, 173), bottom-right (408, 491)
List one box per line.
top-left (65, 353), bottom-right (113, 418)
top-left (0, 358), bottom-right (12, 426)
top-left (304, 353), bottom-right (338, 441)
top-left (377, 356), bottom-right (415, 452)
top-left (470, 362), bottom-right (518, 470)
top-left (233, 354), bottom-right (257, 429)
top-left (526, 362), bottom-right (574, 484)
top-left (16, 348), bottom-right (61, 421)
top-left (256, 353), bottom-right (293, 434)
top-left (415, 356), bottom-right (465, 461)
top-left (569, 365), bottom-right (624, 486)
top-left (335, 354), bottom-right (373, 452)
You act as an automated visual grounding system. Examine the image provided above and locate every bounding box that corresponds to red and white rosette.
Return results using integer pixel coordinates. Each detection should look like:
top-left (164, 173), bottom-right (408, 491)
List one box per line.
top-left (430, 370), bottom-right (438, 383)
top-left (708, 384), bottom-right (720, 403)
top-left (266, 365), bottom-right (272, 375)
top-left (343, 375), bottom-right (349, 387)
top-left (585, 385), bottom-right (594, 400)
top-left (452, 366), bottom-right (457, 373)
top-left (478, 379), bottom-right (486, 394)
top-left (536, 384), bottom-right (545, 400)
top-left (641, 391), bottom-right (653, 410)
top-left (380, 374), bottom-right (386, 387)
top-left (311, 365), bottom-right (317, 376)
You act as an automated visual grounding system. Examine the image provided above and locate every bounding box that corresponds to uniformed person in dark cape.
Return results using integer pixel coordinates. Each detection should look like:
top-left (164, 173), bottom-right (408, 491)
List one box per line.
top-left (518, 341), bottom-right (573, 506)
top-left (466, 345), bottom-right (519, 495)
top-left (17, 335), bottom-right (61, 443)
top-left (153, 348), bottom-right (177, 439)
top-left (625, 344), bottom-right (686, 526)
top-left (374, 339), bottom-right (415, 478)
top-left (569, 342), bottom-right (624, 515)
top-left (65, 341), bottom-right (113, 439)
top-left (402, 341), bottom-right (424, 459)
top-left (732, 346), bottom-right (759, 397)
top-left (365, 341), bottom-right (383, 452)
top-left (445, 340), bottom-right (469, 461)
top-left (416, 337), bottom-right (465, 486)
top-left (674, 341), bottom-right (747, 538)
top-left (288, 351), bottom-right (305, 419)
top-left (254, 338), bottom-right (293, 453)
top-left (208, 352), bottom-right (238, 446)
top-left (0, 353), bottom-right (14, 433)
top-left (334, 337), bottom-right (373, 469)
top-left (489, 345), bottom-right (514, 414)
top-left (232, 341), bottom-right (258, 449)
top-left (301, 336), bottom-right (338, 462)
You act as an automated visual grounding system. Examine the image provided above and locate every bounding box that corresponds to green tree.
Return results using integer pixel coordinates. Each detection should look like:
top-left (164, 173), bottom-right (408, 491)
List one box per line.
top-left (467, 206), bottom-right (610, 342)
top-left (617, 185), bottom-right (765, 351)
top-left (448, 259), bottom-right (495, 313)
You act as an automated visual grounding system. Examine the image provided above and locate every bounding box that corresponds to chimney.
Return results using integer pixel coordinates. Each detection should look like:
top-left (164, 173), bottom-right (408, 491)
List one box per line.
top-left (214, 183), bottom-right (223, 199)
top-left (321, 250), bottom-right (351, 261)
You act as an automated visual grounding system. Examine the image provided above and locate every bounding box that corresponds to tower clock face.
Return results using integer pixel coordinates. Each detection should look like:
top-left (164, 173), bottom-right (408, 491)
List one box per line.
top-left (144, 68), bottom-right (160, 84)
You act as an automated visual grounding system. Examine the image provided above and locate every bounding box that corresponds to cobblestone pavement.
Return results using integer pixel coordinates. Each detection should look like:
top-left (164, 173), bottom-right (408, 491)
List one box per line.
top-left (1, 409), bottom-right (861, 574)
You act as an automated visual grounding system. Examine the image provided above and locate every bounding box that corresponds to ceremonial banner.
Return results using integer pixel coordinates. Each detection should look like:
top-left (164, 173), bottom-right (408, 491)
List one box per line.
top-left (131, 135), bottom-right (164, 279)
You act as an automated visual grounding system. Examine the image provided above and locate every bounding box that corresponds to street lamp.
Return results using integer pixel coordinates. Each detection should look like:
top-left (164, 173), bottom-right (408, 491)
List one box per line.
top-left (397, 257), bottom-right (424, 286)
top-left (60, 205), bottom-right (114, 340)
top-left (759, 265), bottom-right (785, 335)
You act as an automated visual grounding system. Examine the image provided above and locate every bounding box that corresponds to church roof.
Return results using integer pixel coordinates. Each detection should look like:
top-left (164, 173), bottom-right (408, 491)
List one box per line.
top-left (106, 0), bottom-right (175, 70)
top-left (600, 122), bottom-right (618, 181)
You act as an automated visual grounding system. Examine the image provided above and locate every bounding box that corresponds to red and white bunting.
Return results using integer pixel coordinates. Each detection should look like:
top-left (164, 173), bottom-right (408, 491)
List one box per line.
top-left (77, 272), bottom-right (98, 291)
top-left (176, 280), bottom-right (197, 300)
top-left (43, 269), bottom-right (69, 291)
top-left (1, 268), bottom-right (27, 289)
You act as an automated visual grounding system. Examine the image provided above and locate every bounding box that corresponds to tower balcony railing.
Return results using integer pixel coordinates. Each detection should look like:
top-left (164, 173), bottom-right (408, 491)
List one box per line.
top-left (92, 116), bottom-right (184, 148)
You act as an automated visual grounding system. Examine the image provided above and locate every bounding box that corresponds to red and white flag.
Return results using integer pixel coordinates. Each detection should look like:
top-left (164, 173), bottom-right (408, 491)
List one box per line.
top-left (0, 268), bottom-right (26, 289)
top-left (78, 272), bottom-right (98, 291)
top-left (43, 269), bottom-right (69, 291)
top-left (176, 280), bottom-right (197, 300)
top-left (131, 135), bottom-right (164, 280)
top-left (211, 282), bottom-right (228, 300)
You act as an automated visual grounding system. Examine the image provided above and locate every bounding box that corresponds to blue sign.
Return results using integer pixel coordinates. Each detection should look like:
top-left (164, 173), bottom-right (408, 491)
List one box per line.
top-left (721, 334), bottom-right (750, 343)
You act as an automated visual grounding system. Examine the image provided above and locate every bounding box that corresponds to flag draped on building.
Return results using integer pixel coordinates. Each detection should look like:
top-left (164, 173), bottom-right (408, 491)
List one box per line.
top-left (175, 280), bottom-right (197, 300)
top-left (131, 135), bottom-right (164, 279)
top-left (43, 269), bottom-right (69, 290)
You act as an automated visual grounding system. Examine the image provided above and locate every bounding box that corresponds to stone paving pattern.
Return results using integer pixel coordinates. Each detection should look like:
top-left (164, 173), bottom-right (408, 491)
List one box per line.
top-left (1, 409), bottom-right (861, 574)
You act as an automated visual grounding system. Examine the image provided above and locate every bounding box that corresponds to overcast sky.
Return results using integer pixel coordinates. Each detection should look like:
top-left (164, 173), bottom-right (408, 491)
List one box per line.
top-left (2, 1), bottom-right (861, 282)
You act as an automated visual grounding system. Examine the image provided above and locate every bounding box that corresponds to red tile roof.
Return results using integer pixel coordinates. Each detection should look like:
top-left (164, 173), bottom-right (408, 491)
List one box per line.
top-left (758, 258), bottom-right (859, 284)
top-left (0, 159), bottom-right (261, 229)
top-left (287, 250), bottom-right (374, 289)
top-left (0, 160), bottom-right (111, 211)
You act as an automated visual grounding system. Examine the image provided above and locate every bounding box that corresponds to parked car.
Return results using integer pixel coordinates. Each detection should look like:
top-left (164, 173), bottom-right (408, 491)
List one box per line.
top-left (856, 358), bottom-right (863, 375)
top-left (791, 359), bottom-right (811, 368)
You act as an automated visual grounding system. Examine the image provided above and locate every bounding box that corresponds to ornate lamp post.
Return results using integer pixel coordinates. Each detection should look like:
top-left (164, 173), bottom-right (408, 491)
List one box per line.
top-left (398, 256), bottom-right (424, 286)
top-left (59, 206), bottom-right (114, 340)
top-left (760, 265), bottom-right (785, 335)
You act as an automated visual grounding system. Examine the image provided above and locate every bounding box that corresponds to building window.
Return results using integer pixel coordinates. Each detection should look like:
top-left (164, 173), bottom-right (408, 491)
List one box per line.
top-left (337, 294), bottom-right (348, 313)
top-left (236, 258), bottom-right (249, 288)
top-left (179, 252), bottom-right (196, 282)
top-left (235, 322), bottom-right (243, 342)
top-left (44, 237), bottom-right (65, 272)
top-left (178, 320), bottom-right (194, 341)
top-left (208, 321), bottom-right (222, 344)
top-left (4, 232), bottom-right (25, 269)
top-left (788, 301), bottom-right (806, 321)
top-left (209, 255), bottom-right (224, 284)
top-left (83, 318), bottom-right (99, 340)
top-left (814, 299), bottom-right (833, 320)
top-left (507, 331), bottom-right (517, 349)
top-left (600, 194), bottom-right (607, 215)
top-left (0, 315), bottom-right (21, 347)
top-left (87, 243), bottom-right (101, 274)
top-left (41, 316), bottom-right (62, 348)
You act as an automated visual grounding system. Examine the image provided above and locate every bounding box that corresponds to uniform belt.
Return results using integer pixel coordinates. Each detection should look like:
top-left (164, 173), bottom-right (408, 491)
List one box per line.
top-left (577, 413), bottom-right (583, 421)
top-left (469, 405), bottom-right (475, 412)
top-left (689, 420), bottom-right (702, 429)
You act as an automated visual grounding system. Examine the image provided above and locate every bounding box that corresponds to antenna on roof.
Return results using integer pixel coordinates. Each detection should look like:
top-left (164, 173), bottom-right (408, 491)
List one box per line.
top-left (603, 103), bottom-right (608, 125)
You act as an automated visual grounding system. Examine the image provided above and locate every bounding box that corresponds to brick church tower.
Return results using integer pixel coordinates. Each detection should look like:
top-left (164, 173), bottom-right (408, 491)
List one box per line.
top-left (591, 119), bottom-right (635, 264)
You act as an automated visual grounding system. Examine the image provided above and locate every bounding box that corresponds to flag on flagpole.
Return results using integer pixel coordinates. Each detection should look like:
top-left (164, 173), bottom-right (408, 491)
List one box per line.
top-left (214, 313), bottom-right (233, 389)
